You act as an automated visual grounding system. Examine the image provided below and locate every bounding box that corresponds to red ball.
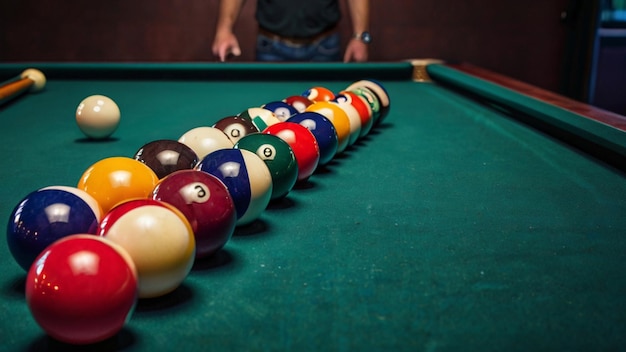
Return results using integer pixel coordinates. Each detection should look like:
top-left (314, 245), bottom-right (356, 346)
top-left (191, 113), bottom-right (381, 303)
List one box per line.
top-left (152, 170), bottom-right (237, 258)
top-left (264, 122), bottom-right (320, 182)
top-left (25, 234), bottom-right (138, 345)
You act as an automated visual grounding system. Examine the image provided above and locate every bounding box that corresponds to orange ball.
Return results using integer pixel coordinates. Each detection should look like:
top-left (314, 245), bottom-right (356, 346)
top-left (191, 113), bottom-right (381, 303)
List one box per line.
top-left (302, 86), bottom-right (335, 102)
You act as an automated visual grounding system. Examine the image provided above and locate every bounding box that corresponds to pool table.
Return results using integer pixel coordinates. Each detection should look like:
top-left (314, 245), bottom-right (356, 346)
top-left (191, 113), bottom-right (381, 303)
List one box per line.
top-left (1, 61), bottom-right (626, 351)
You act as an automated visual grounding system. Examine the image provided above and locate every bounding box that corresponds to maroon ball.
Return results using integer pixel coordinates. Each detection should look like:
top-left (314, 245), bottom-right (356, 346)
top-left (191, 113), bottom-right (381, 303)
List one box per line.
top-left (213, 115), bottom-right (260, 144)
top-left (134, 139), bottom-right (199, 179)
top-left (152, 169), bottom-right (236, 258)
top-left (283, 95), bottom-right (313, 113)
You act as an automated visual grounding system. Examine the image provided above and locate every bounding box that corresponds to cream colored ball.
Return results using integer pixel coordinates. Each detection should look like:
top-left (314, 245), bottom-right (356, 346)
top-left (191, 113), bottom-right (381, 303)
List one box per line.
top-left (75, 95), bottom-right (121, 139)
top-left (178, 126), bottom-right (234, 159)
top-left (20, 68), bottom-right (46, 92)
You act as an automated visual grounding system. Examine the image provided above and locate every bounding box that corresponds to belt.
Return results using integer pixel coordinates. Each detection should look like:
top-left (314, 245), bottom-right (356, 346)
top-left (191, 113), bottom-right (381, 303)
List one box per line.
top-left (258, 26), bottom-right (337, 46)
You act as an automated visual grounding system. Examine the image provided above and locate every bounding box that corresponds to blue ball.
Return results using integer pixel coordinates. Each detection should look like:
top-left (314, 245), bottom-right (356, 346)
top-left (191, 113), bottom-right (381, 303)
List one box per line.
top-left (287, 112), bottom-right (339, 166)
top-left (262, 101), bottom-right (299, 122)
top-left (7, 187), bottom-right (101, 271)
top-left (196, 148), bottom-right (273, 226)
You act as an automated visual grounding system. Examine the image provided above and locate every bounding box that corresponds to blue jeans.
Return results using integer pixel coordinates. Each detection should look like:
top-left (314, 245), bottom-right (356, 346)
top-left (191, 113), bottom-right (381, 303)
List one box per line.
top-left (255, 32), bottom-right (341, 62)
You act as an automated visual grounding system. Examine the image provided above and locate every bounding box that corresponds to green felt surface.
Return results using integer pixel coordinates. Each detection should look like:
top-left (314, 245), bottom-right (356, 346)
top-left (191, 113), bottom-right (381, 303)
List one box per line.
top-left (1, 63), bottom-right (626, 351)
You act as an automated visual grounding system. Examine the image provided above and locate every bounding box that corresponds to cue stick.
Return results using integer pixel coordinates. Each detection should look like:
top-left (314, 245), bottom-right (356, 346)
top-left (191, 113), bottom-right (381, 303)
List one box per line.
top-left (0, 69), bottom-right (46, 106)
top-left (0, 75), bottom-right (22, 88)
top-left (0, 77), bottom-right (35, 104)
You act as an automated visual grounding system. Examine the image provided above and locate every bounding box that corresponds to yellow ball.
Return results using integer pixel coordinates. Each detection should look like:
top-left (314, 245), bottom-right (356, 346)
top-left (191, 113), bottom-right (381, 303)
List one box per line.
top-left (77, 157), bottom-right (159, 214)
top-left (305, 101), bottom-right (352, 154)
top-left (330, 101), bottom-right (361, 146)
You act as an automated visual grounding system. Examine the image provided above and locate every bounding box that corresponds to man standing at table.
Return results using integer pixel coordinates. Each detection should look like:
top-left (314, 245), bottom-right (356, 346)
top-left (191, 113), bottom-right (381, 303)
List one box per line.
top-left (212, 0), bottom-right (370, 62)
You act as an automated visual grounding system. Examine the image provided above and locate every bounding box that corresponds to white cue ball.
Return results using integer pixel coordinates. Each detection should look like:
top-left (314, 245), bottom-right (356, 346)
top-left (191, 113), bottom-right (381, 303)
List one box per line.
top-left (20, 68), bottom-right (46, 92)
top-left (75, 95), bottom-right (121, 139)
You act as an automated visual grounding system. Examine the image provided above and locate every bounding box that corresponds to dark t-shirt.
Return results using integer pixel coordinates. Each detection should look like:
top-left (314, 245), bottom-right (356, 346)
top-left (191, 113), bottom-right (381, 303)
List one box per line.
top-left (256, 0), bottom-right (341, 38)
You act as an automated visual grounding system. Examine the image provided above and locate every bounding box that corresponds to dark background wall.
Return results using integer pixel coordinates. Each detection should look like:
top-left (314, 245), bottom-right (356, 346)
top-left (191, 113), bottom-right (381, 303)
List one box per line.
top-left (0, 0), bottom-right (582, 96)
